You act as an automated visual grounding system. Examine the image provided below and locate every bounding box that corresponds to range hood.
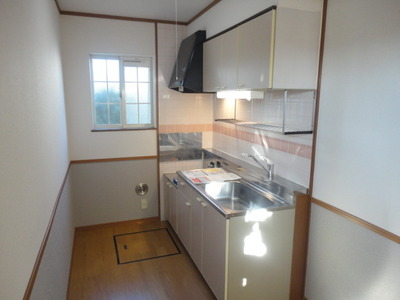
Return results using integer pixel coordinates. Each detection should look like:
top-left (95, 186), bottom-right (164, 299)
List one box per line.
top-left (169, 30), bottom-right (206, 93)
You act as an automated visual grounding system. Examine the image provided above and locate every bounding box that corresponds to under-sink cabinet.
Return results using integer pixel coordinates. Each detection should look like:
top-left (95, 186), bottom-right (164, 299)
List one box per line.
top-left (164, 175), bottom-right (296, 300)
top-left (164, 176), bottom-right (226, 299)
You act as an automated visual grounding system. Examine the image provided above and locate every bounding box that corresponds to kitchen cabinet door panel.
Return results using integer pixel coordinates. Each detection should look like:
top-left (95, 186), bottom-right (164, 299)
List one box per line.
top-left (237, 12), bottom-right (273, 89)
top-left (273, 7), bottom-right (321, 89)
top-left (202, 203), bottom-right (227, 300)
top-left (163, 178), bottom-right (173, 222)
top-left (170, 184), bottom-right (178, 233)
top-left (176, 187), bottom-right (191, 252)
top-left (190, 195), bottom-right (204, 271)
top-left (203, 36), bottom-right (222, 92)
top-left (220, 29), bottom-right (238, 90)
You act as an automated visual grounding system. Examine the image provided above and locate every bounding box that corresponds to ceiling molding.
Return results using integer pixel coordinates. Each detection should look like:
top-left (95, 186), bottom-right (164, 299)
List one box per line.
top-left (187, 0), bottom-right (220, 24)
top-left (59, 10), bottom-right (188, 25)
top-left (55, 0), bottom-right (221, 26)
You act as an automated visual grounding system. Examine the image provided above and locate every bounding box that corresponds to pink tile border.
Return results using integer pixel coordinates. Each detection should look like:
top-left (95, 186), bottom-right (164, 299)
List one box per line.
top-left (158, 123), bottom-right (312, 159)
top-left (213, 124), bottom-right (312, 159)
top-left (159, 124), bottom-right (213, 134)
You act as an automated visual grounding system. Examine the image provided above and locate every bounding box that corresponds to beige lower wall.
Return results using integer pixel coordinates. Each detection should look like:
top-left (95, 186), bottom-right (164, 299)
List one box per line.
top-left (305, 204), bottom-right (400, 300)
top-left (71, 159), bottom-right (159, 227)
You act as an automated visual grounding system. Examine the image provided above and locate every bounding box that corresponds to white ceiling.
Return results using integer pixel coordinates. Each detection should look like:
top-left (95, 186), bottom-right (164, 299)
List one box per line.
top-left (57, 0), bottom-right (217, 23)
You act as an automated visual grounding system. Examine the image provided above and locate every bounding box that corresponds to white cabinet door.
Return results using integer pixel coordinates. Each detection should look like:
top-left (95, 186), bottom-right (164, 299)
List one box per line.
top-left (220, 29), bottom-right (238, 90)
top-left (190, 194), bottom-right (205, 271)
top-left (202, 203), bottom-right (227, 300)
top-left (272, 7), bottom-right (321, 89)
top-left (203, 35), bottom-right (222, 92)
top-left (203, 29), bottom-right (237, 92)
top-left (169, 184), bottom-right (178, 233)
top-left (163, 177), bottom-right (173, 222)
top-left (237, 12), bottom-right (273, 89)
top-left (176, 184), bottom-right (191, 252)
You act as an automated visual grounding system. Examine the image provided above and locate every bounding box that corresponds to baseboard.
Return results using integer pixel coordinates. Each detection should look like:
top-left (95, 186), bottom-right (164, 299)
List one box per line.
top-left (75, 216), bottom-right (162, 231)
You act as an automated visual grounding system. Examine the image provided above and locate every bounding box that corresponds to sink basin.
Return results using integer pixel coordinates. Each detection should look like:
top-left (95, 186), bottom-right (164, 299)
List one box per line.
top-left (199, 181), bottom-right (284, 213)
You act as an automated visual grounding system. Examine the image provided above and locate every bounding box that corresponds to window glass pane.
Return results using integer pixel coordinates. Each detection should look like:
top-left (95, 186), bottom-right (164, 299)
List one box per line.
top-left (95, 104), bottom-right (109, 124)
top-left (109, 104), bottom-right (121, 124)
top-left (139, 104), bottom-right (152, 124)
top-left (138, 83), bottom-right (150, 103)
top-left (91, 55), bottom-right (153, 129)
top-left (94, 82), bottom-right (108, 103)
top-left (92, 59), bottom-right (107, 81)
top-left (126, 104), bottom-right (139, 125)
top-left (106, 59), bottom-right (120, 81)
top-left (108, 82), bottom-right (121, 103)
top-left (125, 83), bottom-right (138, 103)
top-left (124, 66), bottom-right (137, 82)
top-left (138, 67), bottom-right (149, 82)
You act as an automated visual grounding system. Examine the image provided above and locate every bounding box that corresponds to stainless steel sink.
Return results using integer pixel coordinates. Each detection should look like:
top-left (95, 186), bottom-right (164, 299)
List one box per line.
top-left (198, 181), bottom-right (285, 214)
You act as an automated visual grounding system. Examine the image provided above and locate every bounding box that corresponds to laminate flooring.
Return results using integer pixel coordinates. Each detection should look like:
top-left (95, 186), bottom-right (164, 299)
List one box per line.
top-left (68, 217), bottom-right (216, 300)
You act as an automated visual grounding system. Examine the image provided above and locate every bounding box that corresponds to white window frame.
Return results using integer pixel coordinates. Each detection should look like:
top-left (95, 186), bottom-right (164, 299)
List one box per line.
top-left (89, 54), bottom-right (156, 130)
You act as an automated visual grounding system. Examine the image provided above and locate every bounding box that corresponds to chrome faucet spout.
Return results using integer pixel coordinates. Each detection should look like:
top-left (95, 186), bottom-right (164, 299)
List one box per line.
top-left (241, 152), bottom-right (274, 180)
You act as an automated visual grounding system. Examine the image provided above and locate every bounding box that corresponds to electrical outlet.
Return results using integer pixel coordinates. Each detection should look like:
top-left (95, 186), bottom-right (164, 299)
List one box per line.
top-left (141, 199), bottom-right (147, 209)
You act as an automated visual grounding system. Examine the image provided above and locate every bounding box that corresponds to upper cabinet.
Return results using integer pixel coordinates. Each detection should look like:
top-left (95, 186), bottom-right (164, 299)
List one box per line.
top-left (273, 7), bottom-right (322, 89)
top-left (237, 11), bottom-right (274, 90)
top-left (203, 5), bottom-right (322, 92)
top-left (203, 28), bottom-right (238, 91)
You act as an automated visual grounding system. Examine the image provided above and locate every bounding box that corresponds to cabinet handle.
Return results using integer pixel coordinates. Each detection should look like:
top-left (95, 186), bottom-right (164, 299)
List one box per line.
top-left (196, 197), bottom-right (202, 202)
top-left (237, 83), bottom-right (245, 88)
top-left (185, 202), bottom-right (191, 207)
top-left (201, 202), bottom-right (207, 207)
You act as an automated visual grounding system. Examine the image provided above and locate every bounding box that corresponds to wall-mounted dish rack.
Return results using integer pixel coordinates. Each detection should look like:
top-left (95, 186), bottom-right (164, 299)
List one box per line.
top-left (214, 90), bottom-right (315, 135)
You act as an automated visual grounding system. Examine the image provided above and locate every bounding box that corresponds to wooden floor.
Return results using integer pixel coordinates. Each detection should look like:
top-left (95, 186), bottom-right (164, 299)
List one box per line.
top-left (68, 217), bottom-right (216, 300)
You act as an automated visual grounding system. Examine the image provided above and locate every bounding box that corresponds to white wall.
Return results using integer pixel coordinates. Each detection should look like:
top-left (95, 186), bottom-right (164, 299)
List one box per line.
top-left (0, 0), bottom-right (70, 299)
top-left (307, 0), bottom-right (400, 298)
top-left (61, 15), bottom-right (158, 160)
top-left (312, 0), bottom-right (400, 237)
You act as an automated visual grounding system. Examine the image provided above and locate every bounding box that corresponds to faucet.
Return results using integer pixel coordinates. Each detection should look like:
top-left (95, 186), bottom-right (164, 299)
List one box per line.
top-left (241, 153), bottom-right (274, 180)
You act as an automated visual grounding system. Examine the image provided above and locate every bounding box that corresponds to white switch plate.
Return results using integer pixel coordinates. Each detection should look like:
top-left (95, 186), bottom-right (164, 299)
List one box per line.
top-left (141, 199), bottom-right (147, 209)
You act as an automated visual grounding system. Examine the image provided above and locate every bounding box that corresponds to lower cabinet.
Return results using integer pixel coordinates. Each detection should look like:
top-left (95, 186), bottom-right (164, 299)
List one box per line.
top-left (190, 195), bottom-right (205, 270)
top-left (163, 175), bottom-right (295, 300)
top-left (201, 199), bottom-right (227, 300)
top-left (176, 184), bottom-right (191, 251)
top-left (164, 175), bottom-right (227, 300)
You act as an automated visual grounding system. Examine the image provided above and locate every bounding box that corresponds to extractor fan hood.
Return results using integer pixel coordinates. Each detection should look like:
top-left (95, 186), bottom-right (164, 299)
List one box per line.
top-left (169, 30), bottom-right (206, 93)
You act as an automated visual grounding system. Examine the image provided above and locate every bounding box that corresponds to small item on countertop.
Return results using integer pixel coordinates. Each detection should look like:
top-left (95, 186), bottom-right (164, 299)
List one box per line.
top-left (181, 168), bottom-right (241, 184)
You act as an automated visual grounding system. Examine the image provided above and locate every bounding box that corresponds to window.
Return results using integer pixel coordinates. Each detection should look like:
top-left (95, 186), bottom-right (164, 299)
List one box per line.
top-left (90, 55), bottom-right (155, 130)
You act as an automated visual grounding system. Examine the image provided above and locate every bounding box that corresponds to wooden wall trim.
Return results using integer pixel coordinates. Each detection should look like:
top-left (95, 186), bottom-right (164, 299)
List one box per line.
top-left (58, 0), bottom-right (221, 26)
top-left (308, 0), bottom-right (328, 196)
top-left (311, 198), bottom-right (400, 244)
top-left (53, 0), bottom-right (61, 13)
top-left (290, 192), bottom-right (311, 300)
top-left (59, 10), bottom-right (188, 25)
top-left (75, 217), bottom-right (160, 232)
top-left (70, 156), bottom-right (158, 164)
top-left (187, 0), bottom-right (221, 24)
top-left (23, 164), bottom-right (71, 300)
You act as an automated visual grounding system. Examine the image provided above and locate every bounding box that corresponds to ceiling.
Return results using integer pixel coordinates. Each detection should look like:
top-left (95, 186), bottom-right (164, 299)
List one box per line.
top-left (57, 0), bottom-right (220, 24)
